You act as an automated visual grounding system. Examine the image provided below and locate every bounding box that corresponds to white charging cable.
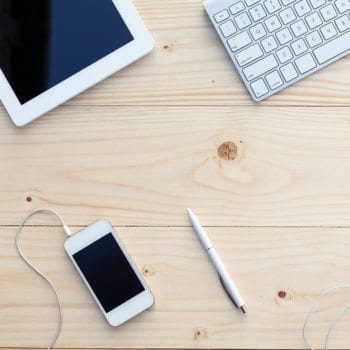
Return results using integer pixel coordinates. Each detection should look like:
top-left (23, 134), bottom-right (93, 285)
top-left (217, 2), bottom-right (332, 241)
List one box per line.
top-left (15, 209), bottom-right (72, 350)
top-left (302, 285), bottom-right (350, 350)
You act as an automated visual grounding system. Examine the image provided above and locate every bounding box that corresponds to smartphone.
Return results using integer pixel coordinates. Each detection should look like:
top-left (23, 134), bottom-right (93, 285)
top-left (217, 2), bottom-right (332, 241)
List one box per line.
top-left (64, 219), bottom-right (154, 326)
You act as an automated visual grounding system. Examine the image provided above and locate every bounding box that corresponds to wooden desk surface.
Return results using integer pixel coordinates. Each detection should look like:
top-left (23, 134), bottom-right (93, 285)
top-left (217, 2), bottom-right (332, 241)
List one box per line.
top-left (0, 1), bottom-right (350, 349)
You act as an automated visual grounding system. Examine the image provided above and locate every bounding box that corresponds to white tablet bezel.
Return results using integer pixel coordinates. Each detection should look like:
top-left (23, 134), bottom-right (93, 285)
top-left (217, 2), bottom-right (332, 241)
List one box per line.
top-left (64, 219), bottom-right (154, 327)
top-left (0, 0), bottom-right (154, 127)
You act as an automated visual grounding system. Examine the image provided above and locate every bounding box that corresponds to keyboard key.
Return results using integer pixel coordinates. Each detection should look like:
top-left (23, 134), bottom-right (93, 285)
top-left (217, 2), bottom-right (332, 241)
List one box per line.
top-left (250, 4), bottom-right (267, 21)
top-left (243, 55), bottom-right (279, 81)
top-left (230, 1), bottom-right (245, 14)
top-left (320, 4), bottom-right (337, 21)
top-left (227, 31), bottom-right (252, 52)
top-left (264, 15), bottom-right (282, 32)
top-left (291, 38), bottom-right (308, 55)
top-left (280, 7), bottom-right (297, 24)
top-left (309, 0), bottom-right (326, 9)
top-left (264, 0), bottom-right (282, 13)
top-left (250, 23), bottom-right (267, 39)
top-left (335, 15), bottom-right (350, 32)
top-left (276, 28), bottom-right (293, 44)
top-left (335, 0), bottom-right (350, 13)
top-left (220, 20), bottom-right (237, 38)
top-left (266, 71), bottom-right (283, 89)
top-left (280, 63), bottom-right (298, 81)
top-left (245, 0), bottom-right (260, 6)
top-left (251, 79), bottom-right (269, 97)
top-left (281, 0), bottom-right (296, 5)
top-left (314, 31), bottom-right (350, 64)
top-left (276, 46), bottom-right (293, 63)
top-left (291, 19), bottom-right (308, 36)
top-left (214, 10), bottom-right (229, 23)
top-left (320, 23), bottom-right (338, 40)
top-left (294, 0), bottom-right (311, 16)
top-left (235, 12), bottom-right (252, 29)
top-left (235, 44), bottom-right (264, 66)
top-left (305, 12), bottom-right (322, 29)
top-left (261, 36), bottom-right (278, 52)
top-left (295, 53), bottom-right (317, 73)
top-left (306, 31), bottom-right (323, 47)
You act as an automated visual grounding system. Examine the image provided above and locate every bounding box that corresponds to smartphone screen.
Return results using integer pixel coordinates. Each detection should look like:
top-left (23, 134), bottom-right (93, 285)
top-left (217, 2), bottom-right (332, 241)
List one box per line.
top-left (72, 233), bottom-right (145, 313)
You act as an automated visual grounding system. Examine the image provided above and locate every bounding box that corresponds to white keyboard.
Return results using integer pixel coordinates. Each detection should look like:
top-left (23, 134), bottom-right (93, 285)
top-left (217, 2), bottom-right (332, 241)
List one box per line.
top-left (204, 0), bottom-right (350, 101)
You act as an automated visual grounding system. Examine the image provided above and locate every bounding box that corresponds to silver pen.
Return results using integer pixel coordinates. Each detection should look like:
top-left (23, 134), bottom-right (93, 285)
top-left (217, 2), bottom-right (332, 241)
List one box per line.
top-left (187, 208), bottom-right (246, 313)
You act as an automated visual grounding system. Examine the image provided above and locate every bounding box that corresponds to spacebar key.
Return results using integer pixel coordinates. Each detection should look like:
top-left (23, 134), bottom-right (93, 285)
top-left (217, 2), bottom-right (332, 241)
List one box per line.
top-left (314, 32), bottom-right (350, 64)
top-left (243, 55), bottom-right (278, 82)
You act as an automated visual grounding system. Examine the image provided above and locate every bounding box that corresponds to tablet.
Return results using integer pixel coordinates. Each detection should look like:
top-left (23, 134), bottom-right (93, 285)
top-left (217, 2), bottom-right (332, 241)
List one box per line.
top-left (0, 0), bottom-right (154, 126)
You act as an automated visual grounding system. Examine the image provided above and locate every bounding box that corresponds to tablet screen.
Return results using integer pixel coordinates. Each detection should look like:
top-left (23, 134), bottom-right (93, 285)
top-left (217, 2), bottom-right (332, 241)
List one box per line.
top-left (0, 0), bottom-right (134, 104)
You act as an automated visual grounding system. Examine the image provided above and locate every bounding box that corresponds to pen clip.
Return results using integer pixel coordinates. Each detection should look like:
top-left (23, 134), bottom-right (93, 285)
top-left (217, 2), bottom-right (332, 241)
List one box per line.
top-left (219, 275), bottom-right (238, 308)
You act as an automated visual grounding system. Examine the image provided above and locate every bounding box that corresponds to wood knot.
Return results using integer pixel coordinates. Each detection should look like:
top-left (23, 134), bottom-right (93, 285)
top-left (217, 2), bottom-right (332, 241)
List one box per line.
top-left (278, 290), bottom-right (287, 299)
top-left (193, 327), bottom-right (209, 340)
top-left (162, 41), bottom-right (176, 52)
top-left (275, 289), bottom-right (296, 303)
top-left (218, 141), bottom-right (238, 160)
top-left (142, 265), bottom-right (155, 277)
top-left (26, 195), bottom-right (32, 202)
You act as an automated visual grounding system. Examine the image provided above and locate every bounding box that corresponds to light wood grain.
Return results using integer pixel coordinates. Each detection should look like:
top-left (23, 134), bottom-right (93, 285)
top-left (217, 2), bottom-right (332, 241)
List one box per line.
top-left (2, 225), bottom-right (350, 349)
top-left (1, 1), bottom-right (349, 349)
top-left (54, 0), bottom-right (350, 107)
top-left (1, 106), bottom-right (350, 227)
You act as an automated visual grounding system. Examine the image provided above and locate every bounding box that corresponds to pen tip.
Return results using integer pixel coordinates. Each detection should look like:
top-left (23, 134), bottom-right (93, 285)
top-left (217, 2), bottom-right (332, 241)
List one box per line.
top-left (240, 306), bottom-right (247, 314)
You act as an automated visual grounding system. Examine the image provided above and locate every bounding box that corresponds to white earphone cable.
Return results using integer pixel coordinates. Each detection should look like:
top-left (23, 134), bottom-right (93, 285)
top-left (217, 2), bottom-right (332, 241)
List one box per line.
top-left (302, 285), bottom-right (350, 350)
top-left (15, 209), bottom-right (71, 350)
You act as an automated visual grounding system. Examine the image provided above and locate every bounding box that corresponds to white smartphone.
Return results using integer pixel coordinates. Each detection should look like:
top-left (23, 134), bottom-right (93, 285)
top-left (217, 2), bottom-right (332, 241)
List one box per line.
top-left (64, 220), bottom-right (154, 326)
